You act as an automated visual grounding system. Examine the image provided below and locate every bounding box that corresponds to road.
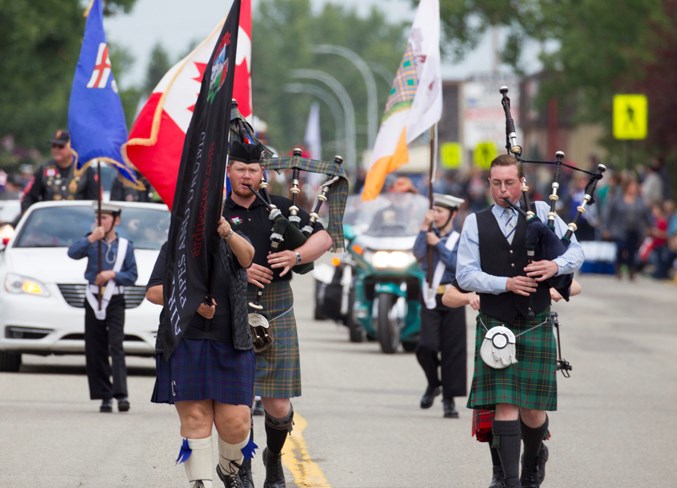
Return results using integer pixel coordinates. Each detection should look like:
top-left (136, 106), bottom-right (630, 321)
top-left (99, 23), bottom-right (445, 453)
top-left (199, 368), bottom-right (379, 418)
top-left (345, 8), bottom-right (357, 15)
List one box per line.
top-left (1, 270), bottom-right (676, 487)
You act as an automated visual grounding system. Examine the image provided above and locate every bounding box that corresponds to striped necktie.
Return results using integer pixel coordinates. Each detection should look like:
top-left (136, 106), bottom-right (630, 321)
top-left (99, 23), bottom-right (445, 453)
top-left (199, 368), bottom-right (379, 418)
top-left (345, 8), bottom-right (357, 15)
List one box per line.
top-left (503, 208), bottom-right (516, 244)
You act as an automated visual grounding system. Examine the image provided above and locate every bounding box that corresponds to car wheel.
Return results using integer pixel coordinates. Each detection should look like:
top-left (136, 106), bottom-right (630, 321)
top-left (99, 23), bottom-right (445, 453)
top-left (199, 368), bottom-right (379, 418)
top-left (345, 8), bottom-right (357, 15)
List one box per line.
top-left (0, 351), bottom-right (22, 372)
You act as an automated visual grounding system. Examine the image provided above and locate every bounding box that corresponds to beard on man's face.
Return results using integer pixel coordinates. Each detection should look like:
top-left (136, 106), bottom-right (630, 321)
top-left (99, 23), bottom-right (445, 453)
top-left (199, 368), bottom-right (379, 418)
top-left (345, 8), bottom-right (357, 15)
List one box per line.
top-left (231, 178), bottom-right (258, 198)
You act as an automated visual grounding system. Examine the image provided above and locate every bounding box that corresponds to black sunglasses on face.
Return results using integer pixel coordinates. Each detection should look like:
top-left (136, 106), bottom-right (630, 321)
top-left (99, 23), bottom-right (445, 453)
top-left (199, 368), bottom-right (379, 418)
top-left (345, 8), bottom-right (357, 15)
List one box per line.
top-left (51, 144), bottom-right (66, 149)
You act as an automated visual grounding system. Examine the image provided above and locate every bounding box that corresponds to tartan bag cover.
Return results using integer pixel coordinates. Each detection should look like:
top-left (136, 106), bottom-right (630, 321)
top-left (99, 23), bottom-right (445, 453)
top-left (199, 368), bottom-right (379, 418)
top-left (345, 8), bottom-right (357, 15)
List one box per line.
top-left (260, 153), bottom-right (349, 252)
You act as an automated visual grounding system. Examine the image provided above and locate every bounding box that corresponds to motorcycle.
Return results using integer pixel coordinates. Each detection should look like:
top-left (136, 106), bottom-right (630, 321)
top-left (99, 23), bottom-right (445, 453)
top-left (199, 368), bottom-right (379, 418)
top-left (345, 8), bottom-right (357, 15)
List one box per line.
top-left (315, 193), bottom-right (428, 353)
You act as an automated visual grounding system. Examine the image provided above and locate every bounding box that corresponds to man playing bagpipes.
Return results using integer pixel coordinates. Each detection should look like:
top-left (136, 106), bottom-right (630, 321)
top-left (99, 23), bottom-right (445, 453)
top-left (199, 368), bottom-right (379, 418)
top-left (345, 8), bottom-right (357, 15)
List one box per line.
top-left (442, 277), bottom-right (581, 488)
top-left (222, 140), bottom-right (347, 488)
top-left (456, 154), bottom-right (585, 488)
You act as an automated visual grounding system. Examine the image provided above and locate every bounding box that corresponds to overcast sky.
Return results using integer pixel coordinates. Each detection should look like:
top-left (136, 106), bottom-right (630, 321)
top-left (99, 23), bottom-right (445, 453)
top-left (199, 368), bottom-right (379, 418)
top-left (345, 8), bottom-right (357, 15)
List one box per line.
top-left (104, 0), bottom-right (523, 88)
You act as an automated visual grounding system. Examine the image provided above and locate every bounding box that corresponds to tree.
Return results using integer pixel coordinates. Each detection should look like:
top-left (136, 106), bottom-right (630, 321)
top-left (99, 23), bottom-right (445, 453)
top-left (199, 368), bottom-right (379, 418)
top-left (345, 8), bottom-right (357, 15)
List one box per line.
top-left (632, 0), bottom-right (677, 160)
top-left (252, 0), bottom-right (405, 165)
top-left (143, 43), bottom-right (173, 95)
top-left (436, 0), bottom-right (675, 169)
top-left (0, 0), bottom-right (137, 164)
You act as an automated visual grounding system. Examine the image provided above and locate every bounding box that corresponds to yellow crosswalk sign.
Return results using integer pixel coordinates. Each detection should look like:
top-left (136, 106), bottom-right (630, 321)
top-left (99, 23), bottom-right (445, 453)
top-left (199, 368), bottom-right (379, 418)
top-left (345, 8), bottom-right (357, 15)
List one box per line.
top-left (440, 142), bottom-right (462, 169)
top-left (613, 94), bottom-right (648, 140)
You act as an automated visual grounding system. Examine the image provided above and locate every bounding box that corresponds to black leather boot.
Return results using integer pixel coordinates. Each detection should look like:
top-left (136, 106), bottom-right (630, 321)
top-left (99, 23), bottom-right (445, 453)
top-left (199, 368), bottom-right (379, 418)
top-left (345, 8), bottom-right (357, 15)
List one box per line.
top-left (488, 464), bottom-right (506, 488)
top-left (262, 448), bottom-right (285, 488)
top-left (537, 444), bottom-right (548, 483)
top-left (442, 398), bottom-right (459, 419)
top-left (217, 462), bottom-right (244, 488)
top-left (420, 385), bottom-right (441, 409)
top-left (520, 443), bottom-right (548, 487)
top-left (238, 456), bottom-right (254, 488)
top-left (520, 469), bottom-right (539, 488)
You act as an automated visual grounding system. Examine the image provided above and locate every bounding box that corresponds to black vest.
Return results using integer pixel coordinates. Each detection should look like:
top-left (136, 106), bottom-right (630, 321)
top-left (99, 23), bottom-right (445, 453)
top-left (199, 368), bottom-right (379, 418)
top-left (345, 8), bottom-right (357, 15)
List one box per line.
top-left (477, 207), bottom-right (550, 322)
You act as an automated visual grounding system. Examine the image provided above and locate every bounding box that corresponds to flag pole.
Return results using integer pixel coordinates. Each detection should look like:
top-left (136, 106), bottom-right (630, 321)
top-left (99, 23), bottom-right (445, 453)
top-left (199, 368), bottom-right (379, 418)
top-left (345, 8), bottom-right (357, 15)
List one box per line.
top-left (97, 160), bottom-right (102, 310)
top-left (426, 125), bottom-right (436, 285)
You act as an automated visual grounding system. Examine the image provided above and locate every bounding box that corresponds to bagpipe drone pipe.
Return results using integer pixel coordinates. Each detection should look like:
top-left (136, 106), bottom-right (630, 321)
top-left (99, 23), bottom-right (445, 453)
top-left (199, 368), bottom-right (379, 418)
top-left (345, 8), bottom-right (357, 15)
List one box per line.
top-left (246, 147), bottom-right (349, 274)
top-left (241, 144), bottom-right (349, 353)
top-left (499, 86), bottom-right (606, 301)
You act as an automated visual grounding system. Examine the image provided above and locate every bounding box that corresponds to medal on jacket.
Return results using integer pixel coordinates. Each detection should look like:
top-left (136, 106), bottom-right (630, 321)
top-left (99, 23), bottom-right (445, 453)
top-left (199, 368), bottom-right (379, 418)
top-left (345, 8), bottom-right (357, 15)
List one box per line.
top-left (68, 178), bottom-right (79, 194)
top-left (480, 325), bottom-right (518, 369)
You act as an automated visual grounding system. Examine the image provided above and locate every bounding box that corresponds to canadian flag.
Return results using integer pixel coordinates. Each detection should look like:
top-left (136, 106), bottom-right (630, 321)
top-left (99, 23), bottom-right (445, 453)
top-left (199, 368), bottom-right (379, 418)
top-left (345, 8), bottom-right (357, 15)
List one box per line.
top-left (122, 0), bottom-right (252, 209)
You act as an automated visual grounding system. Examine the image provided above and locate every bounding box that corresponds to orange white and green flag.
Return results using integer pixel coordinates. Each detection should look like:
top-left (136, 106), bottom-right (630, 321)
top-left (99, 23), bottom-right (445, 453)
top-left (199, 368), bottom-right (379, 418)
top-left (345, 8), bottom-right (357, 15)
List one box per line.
top-left (361, 0), bottom-right (442, 200)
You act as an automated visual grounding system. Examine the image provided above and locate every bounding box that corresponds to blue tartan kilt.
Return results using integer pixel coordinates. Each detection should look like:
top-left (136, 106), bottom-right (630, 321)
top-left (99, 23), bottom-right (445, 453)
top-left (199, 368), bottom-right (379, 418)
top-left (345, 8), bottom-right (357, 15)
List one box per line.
top-left (467, 310), bottom-right (557, 411)
top-left (151, 338), bottom-right (255, 406)
top-left (247, 280), bottom-right (301, 399)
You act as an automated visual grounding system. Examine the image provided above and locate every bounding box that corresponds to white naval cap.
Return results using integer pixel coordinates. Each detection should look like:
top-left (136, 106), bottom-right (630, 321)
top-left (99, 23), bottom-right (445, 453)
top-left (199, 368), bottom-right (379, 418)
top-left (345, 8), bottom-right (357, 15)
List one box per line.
top-left (433, 193), bottom-right (464, 210)
top-left (93, 202), bottom-right (122, 215)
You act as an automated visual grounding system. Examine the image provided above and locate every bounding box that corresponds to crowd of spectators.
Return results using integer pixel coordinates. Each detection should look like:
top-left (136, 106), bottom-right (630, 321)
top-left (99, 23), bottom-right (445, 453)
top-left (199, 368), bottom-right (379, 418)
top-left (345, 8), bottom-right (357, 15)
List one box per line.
top-left (369, 155), bottom-right (676, 283)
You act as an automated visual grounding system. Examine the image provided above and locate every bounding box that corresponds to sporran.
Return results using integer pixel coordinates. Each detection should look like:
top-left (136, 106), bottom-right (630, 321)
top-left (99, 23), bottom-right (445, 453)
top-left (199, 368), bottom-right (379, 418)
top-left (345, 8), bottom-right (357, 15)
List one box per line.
top-left (480, 325), bottom-right (518, 369)
top-left (248, 312), bottom-right (273, 353)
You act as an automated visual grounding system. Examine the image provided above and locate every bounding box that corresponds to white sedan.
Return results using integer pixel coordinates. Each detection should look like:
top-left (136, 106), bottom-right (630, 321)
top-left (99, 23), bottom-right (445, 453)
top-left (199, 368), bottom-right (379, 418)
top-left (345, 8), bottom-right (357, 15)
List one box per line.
top-left (0, 200), bottom-right (169, 372)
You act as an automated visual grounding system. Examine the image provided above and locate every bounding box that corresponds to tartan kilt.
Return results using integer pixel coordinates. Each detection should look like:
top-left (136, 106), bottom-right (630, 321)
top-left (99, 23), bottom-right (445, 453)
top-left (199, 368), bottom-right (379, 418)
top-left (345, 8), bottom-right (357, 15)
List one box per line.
top-left (248, 280), bottom-right (301, 399)
top-left (467, 310), bottom-right (557, 411)
top-left (151, 338), bottom-right (255, 406)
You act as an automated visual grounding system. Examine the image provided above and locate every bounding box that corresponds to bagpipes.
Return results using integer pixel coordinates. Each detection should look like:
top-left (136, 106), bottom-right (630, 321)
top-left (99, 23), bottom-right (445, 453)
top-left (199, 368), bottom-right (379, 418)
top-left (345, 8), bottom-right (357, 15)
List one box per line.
top-left (240, 141), bottom-right (349, 353)
top-left (498, 86), bottom-right (607, 376)
top-left (499, 86), bottom-right (606, 302)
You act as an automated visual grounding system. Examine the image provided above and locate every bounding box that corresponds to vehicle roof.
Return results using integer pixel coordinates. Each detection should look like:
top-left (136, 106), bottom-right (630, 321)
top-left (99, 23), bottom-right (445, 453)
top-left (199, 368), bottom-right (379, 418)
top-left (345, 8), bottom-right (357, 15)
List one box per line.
top-left (24, 200), bottom-right (169, 212)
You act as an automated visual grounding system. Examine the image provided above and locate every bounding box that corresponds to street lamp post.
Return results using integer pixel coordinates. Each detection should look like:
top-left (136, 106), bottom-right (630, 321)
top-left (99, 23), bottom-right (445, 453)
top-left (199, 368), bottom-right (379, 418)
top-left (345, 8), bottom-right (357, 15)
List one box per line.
top-left (370, 64), bottom-right (395, 92)
top-left (283, 83), bottom-right (345, 156)
top-left (290, 68), bottom-right (357, 170)
top-left (312, 44), bottom-right (378, 150)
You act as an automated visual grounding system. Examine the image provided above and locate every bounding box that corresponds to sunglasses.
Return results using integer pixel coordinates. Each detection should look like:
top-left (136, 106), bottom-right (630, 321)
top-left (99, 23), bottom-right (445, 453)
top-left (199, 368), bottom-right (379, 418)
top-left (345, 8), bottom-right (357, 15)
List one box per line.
top-left (51, 143), bottom-right (66, 149)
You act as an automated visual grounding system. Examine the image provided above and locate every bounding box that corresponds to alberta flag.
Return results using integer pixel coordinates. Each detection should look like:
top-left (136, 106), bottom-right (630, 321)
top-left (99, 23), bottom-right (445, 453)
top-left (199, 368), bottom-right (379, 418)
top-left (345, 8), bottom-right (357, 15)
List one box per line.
top-left (68, 0), bottom-right (142, 189)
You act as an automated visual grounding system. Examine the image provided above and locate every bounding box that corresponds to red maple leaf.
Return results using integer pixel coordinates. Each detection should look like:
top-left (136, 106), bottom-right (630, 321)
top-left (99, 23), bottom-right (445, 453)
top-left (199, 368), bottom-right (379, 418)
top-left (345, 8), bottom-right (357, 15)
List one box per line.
top-left (188, 61), bottom-right (208, 112)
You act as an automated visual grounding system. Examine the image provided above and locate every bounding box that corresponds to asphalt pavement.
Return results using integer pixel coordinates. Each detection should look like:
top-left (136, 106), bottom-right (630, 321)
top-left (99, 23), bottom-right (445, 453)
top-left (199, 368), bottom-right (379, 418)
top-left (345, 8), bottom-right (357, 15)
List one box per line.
top-left (0, 269), bottom-right (675, 487)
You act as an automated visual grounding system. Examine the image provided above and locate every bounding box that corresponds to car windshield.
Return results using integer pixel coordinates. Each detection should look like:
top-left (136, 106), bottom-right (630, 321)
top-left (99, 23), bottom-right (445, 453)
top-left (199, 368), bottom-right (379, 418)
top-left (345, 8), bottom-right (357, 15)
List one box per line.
top-left (13, 205), bottom-right (169, 250)
top-left (343, 193), bottom-right (429, 237)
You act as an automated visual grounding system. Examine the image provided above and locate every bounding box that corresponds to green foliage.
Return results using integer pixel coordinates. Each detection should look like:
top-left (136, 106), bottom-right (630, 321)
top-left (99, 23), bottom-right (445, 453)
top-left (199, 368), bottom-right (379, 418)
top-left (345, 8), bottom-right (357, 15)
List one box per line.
top-left (252, 0), bottom-right (405, 160)
top-left (437, 0), bottom-right (672, 160)
top-left (0, 0), bottom-right (136, 165)
top-left (143, 43), bottom-right (173, 95)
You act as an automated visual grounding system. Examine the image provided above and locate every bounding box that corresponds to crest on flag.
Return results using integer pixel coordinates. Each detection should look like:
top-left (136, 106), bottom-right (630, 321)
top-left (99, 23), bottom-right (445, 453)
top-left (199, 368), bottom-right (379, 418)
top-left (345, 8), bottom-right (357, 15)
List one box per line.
top-left (158, 0), bottom-right (242, 358)
top-left (361, 0), bottom-right (442, 201)
top-left (86, 43), bottom-right (114, 90)
top-left (122, 0), bottom-right (254, 208)
top-left (208, 33), bottom-right (231, 103)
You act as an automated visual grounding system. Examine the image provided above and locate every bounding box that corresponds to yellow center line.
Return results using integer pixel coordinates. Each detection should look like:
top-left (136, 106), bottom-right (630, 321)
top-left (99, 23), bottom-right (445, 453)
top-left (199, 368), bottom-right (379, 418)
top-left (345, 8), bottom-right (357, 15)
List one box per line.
top-left (281, 412), bottom-right (332, 487)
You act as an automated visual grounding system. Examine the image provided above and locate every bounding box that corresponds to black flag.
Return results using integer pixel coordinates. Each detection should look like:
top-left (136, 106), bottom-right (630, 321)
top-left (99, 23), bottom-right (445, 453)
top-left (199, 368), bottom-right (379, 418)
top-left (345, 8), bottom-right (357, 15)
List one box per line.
top-left (161, 0), bottom-right (241, 358)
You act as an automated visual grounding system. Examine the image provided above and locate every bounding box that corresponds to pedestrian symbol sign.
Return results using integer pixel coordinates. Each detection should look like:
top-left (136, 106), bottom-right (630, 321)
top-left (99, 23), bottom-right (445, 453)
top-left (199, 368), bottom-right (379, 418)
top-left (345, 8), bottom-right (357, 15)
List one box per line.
top-left (473, 142), bottom-right (497, 170)
top-left (613, 94), bottom-right (648, 140)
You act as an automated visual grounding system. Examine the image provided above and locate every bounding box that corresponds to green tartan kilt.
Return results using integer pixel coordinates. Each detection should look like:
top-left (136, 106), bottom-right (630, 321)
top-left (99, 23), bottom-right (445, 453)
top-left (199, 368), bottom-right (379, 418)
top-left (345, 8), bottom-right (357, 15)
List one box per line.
top-left (247, 280), bottom-right (301, 399)
top-left (467, 310), bottom-right (557, 411)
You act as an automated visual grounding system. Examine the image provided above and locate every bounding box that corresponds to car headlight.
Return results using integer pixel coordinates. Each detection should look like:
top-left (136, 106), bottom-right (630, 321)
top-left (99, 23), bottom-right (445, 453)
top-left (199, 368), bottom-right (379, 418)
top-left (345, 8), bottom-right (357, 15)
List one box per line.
top-left (370, 251), bottom-right (416, 270)
top-left (4, 272), bottom-right (51, 297)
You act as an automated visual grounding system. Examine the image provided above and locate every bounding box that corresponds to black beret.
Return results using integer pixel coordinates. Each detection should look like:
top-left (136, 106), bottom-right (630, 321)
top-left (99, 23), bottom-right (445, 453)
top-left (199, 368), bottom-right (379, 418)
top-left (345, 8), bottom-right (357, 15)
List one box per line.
top-left (229, 140), bottom-right (262, 164)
